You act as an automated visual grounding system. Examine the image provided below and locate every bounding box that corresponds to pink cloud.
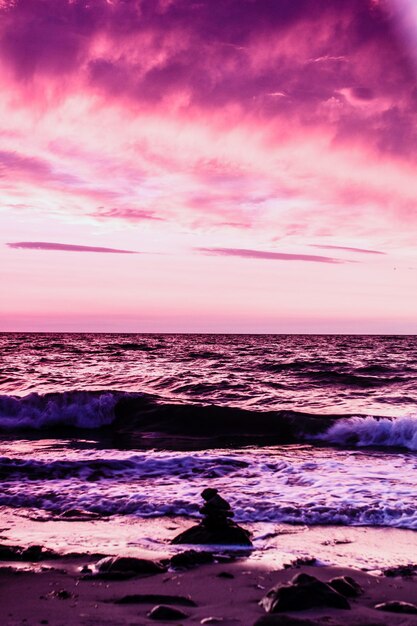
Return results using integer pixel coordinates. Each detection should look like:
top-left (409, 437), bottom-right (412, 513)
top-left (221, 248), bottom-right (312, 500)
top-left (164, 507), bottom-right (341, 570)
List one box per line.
top-left (7, 241), bottom-right (138, 254)
top-left (197, 247), bottom-right (348, 264)
top-left (309, 244), bottom-right (385, 255)
top-left (90, 207), bottom-right (165, 222)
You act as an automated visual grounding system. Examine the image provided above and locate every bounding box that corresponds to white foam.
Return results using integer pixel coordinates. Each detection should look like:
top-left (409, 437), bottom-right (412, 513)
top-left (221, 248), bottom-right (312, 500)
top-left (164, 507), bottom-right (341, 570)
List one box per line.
top-left (318, 414), bottom-right (417, 450)
top-left (2, 443), bottom-right (417, 529)
top-left (0, 392), bottom-right (119, 430)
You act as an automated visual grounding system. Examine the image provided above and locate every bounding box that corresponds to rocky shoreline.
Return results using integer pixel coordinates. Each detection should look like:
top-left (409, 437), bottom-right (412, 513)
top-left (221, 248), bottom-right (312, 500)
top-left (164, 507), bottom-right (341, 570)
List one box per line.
top-left (2, 539), bottom-right (417, 625)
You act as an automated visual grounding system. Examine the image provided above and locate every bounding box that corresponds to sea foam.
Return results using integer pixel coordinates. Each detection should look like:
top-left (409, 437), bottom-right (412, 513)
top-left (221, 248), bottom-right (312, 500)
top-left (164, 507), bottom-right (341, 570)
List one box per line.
top-left (319, 414), bottom-right (417, 450)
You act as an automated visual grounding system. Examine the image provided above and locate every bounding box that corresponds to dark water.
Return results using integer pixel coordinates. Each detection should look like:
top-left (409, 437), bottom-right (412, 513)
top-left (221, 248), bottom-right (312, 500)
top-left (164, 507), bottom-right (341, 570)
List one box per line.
top-left (1, 333), bottom-right (416, 415)
top-left (1, 333), bottom-right (417, 530)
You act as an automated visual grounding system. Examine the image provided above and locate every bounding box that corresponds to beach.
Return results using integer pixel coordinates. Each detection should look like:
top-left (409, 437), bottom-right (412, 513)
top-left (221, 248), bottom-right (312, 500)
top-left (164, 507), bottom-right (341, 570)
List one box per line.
top-left (3, 520), bottom-right (417, 625)
top-left (3, 509), bottom-right (417, 625)
top-left (1, 333), bottom-right (417, 623)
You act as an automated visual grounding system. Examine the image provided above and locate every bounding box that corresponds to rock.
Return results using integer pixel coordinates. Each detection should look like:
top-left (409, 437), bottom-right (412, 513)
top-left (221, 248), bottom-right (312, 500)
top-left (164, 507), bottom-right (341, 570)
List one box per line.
top-left (114, 593), bottom-right (196, 606)
top-left (0, 544), bottom-right (58, 562)
top-left (170, 550), bottom-right (215, 569)
top-left (260, 573), bottom-right (350, 613)
top-left (374, 601), bottom-right (417, 614)
top-left (21, 545), bottom-right (57, 561)
top-left (58, 509), bottom-right (102, 521)
top-left (172, 523), bottom-right (252, 546)
top-left (328, 576), bottom-right (362, 597)
top-left (172, 489), bottom-right (252, 546)
top-left (283, 557), bottom-right (317, 569)
top-left (383, 564), bottom-right (417, 577)
top-left (91, 556), bottom-right (165, 579)
top-left (52, 589), bottom-right (72, 600)
top-left (147, 604), bottom-right (189, 620)
top-left (217, 571), bottom-right (234, 579)
top-left (201, 618), bottom-right (224, 624)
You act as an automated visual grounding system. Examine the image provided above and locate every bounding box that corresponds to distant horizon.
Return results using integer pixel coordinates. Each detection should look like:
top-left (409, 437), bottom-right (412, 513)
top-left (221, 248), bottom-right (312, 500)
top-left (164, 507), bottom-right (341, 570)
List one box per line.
top-left (1, 327), bottom-right (416, 337)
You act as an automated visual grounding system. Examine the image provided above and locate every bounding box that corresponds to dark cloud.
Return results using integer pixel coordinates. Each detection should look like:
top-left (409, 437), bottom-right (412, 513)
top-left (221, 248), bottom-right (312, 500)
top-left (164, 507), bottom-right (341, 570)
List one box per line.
top-left (1, 0), bottom-right (416, 157)
top-left (309, 244), bottom-right (385, 255)
top-left (7, 241), bottom-right (138, 254)
top-left (197, 247), bottom-right (347, 264)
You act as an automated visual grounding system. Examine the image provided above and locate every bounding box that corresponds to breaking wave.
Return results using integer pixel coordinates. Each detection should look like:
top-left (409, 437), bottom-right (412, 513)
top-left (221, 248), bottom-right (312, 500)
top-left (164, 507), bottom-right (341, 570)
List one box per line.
top-left (318, 414), bottom-right (417, 450)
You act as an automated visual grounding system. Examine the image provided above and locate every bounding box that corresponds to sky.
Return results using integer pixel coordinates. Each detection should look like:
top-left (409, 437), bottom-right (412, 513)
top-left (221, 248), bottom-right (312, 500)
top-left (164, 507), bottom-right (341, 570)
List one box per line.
top-left (1, 0), bottom-right (416, 333)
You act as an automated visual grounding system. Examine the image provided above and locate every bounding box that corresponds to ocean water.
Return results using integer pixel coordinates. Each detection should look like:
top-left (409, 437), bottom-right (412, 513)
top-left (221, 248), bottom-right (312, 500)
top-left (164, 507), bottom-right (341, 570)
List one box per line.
top-left (1, 333), bottom-right (417, 537)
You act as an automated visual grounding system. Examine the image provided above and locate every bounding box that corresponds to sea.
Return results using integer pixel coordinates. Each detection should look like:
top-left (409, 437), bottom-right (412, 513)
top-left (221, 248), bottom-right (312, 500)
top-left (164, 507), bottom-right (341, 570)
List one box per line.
top-left (1, 333), bottom-right (417, 566)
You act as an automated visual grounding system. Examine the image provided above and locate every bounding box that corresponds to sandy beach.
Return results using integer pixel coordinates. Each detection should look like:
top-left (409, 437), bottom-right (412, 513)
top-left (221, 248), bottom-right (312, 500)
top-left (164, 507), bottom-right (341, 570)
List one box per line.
top-left (2, 547), bottom-right (417, 625)
top-left (2, 515), bottom-right (417, 625)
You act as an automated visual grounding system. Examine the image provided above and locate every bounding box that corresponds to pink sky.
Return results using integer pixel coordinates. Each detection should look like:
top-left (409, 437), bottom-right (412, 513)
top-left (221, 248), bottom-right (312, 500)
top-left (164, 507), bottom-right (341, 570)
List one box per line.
top-left (1, 0), bottom-right (416, 333)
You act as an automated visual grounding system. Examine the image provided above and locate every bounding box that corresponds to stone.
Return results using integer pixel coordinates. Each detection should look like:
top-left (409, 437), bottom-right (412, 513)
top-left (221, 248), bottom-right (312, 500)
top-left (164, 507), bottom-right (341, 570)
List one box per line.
top-left (0, 544), bottom-right (58, 562)
top-left (58, 509), bottom-right (102, 521)
top-left (170, 549), bottom-right (215, 569)
top-left (114, 593), bottom-right (196, 606)
top-left (374, 601), bottom-right (417, 614)
top-left (52, 590), bottom-right (72, 600)
top-left (172, 523), bottom-right (252, 546)
top-left (283, 557), bottom-right (317, 569)
top-left (92, 556), bottom-right (165, 579)
top-left (172, 489), bottom-right (252, 546)
top-left (147, 604), bottom-right (189, 620)
top-left (383, 564), bottom-right (417, 577)
top-left (328, 575), bottom-right (362, 597)
top-left (260, 573), bottom-right (350, 613)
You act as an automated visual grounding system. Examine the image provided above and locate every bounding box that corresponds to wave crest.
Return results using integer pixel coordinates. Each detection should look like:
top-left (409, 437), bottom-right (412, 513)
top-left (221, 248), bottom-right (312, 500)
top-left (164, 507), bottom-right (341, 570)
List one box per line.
top-left (0, 391), bottom-right (124, 430)
top-left (319, 415), bottom-right (417, 450)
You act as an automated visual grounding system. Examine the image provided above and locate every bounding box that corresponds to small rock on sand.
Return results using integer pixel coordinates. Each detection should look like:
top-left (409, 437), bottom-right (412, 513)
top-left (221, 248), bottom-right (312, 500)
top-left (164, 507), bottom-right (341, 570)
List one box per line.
top-left (114, 593), bottom-right (196, 606)
top-left (260, 573), bottom-right (350, 613)
top-left (328, 575), bottom-right (362, 597)
top-left (85, 556), bottom-right (165, 579)
top-left (375, 600), bottom-right (417, 614)
top-left (148, 604), bottom-right (189, 620)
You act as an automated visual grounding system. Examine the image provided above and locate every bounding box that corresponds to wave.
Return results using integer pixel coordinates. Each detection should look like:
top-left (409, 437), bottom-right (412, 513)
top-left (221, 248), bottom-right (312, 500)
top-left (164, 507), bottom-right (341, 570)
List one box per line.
top-left (259, 360), bottom-right (349, 373)
top-left (0, 391), bottom-right (127, 430)
top-left (111, 342), bottom-right (156, 351)
top-left (2, 390), bottom-right (417, 452)
top-left (305, 371), bottom-right (404, 388)
top-left (0, 390), bottom-right (334, 445)
top-left (318, 414), bottom-right (417, 450)
top-left (2, 486), bottom-right (417, 530)
top-left (0, 453), bottom-right (248, 482)
top-left (259, 364), bottom-right (404, 387)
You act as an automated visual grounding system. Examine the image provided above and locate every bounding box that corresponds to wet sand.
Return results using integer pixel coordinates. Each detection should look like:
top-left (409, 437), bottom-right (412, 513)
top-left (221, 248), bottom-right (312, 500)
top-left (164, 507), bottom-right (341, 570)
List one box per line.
top-left (2, 513), bottom-right (417, 625)
top-left (2, 554), bottom-right (417, 625)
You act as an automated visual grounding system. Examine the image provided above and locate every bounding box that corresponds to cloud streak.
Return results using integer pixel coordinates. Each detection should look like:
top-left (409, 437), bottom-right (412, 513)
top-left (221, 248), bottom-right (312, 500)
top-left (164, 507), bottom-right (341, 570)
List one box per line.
top-left (7, 242), bottom-right (138, 254)
top-left (309, 244), bottom-right (385, 255)
top-left (197, 247), bottom-right (346, 264)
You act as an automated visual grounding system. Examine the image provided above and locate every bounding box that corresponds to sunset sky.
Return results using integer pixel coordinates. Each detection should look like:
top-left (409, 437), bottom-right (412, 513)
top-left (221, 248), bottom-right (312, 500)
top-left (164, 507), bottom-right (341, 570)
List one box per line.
top-left (1, 0), bottom-right (416, 333)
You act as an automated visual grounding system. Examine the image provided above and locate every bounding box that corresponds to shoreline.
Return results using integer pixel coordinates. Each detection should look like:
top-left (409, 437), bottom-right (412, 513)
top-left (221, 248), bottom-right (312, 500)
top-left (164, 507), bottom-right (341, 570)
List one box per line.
top-left (2, 511), bottom-right (417, 624)
top-left (2, 544), bottom-right (417, 625)
top-left (3, 506), bottom-right (417, 571)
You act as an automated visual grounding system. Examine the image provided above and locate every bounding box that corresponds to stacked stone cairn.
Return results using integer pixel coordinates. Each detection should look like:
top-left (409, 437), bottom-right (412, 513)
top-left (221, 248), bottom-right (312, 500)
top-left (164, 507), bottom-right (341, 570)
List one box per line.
top-left (171, 488), bottom-right (252, 546)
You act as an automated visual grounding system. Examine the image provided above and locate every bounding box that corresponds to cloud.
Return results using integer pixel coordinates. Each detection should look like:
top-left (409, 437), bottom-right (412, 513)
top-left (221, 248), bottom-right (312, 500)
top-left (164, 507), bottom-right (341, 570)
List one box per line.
top-left (309, 244), bottom-right (385, 255)
top-left (1, 0), bottom-right (416, 158)
top-left (90, 208), bottom-right (164, 222)
top-left (197, 247), bottom-right (347, 264)
top-left (7, 241), bottom-right (138, 254)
